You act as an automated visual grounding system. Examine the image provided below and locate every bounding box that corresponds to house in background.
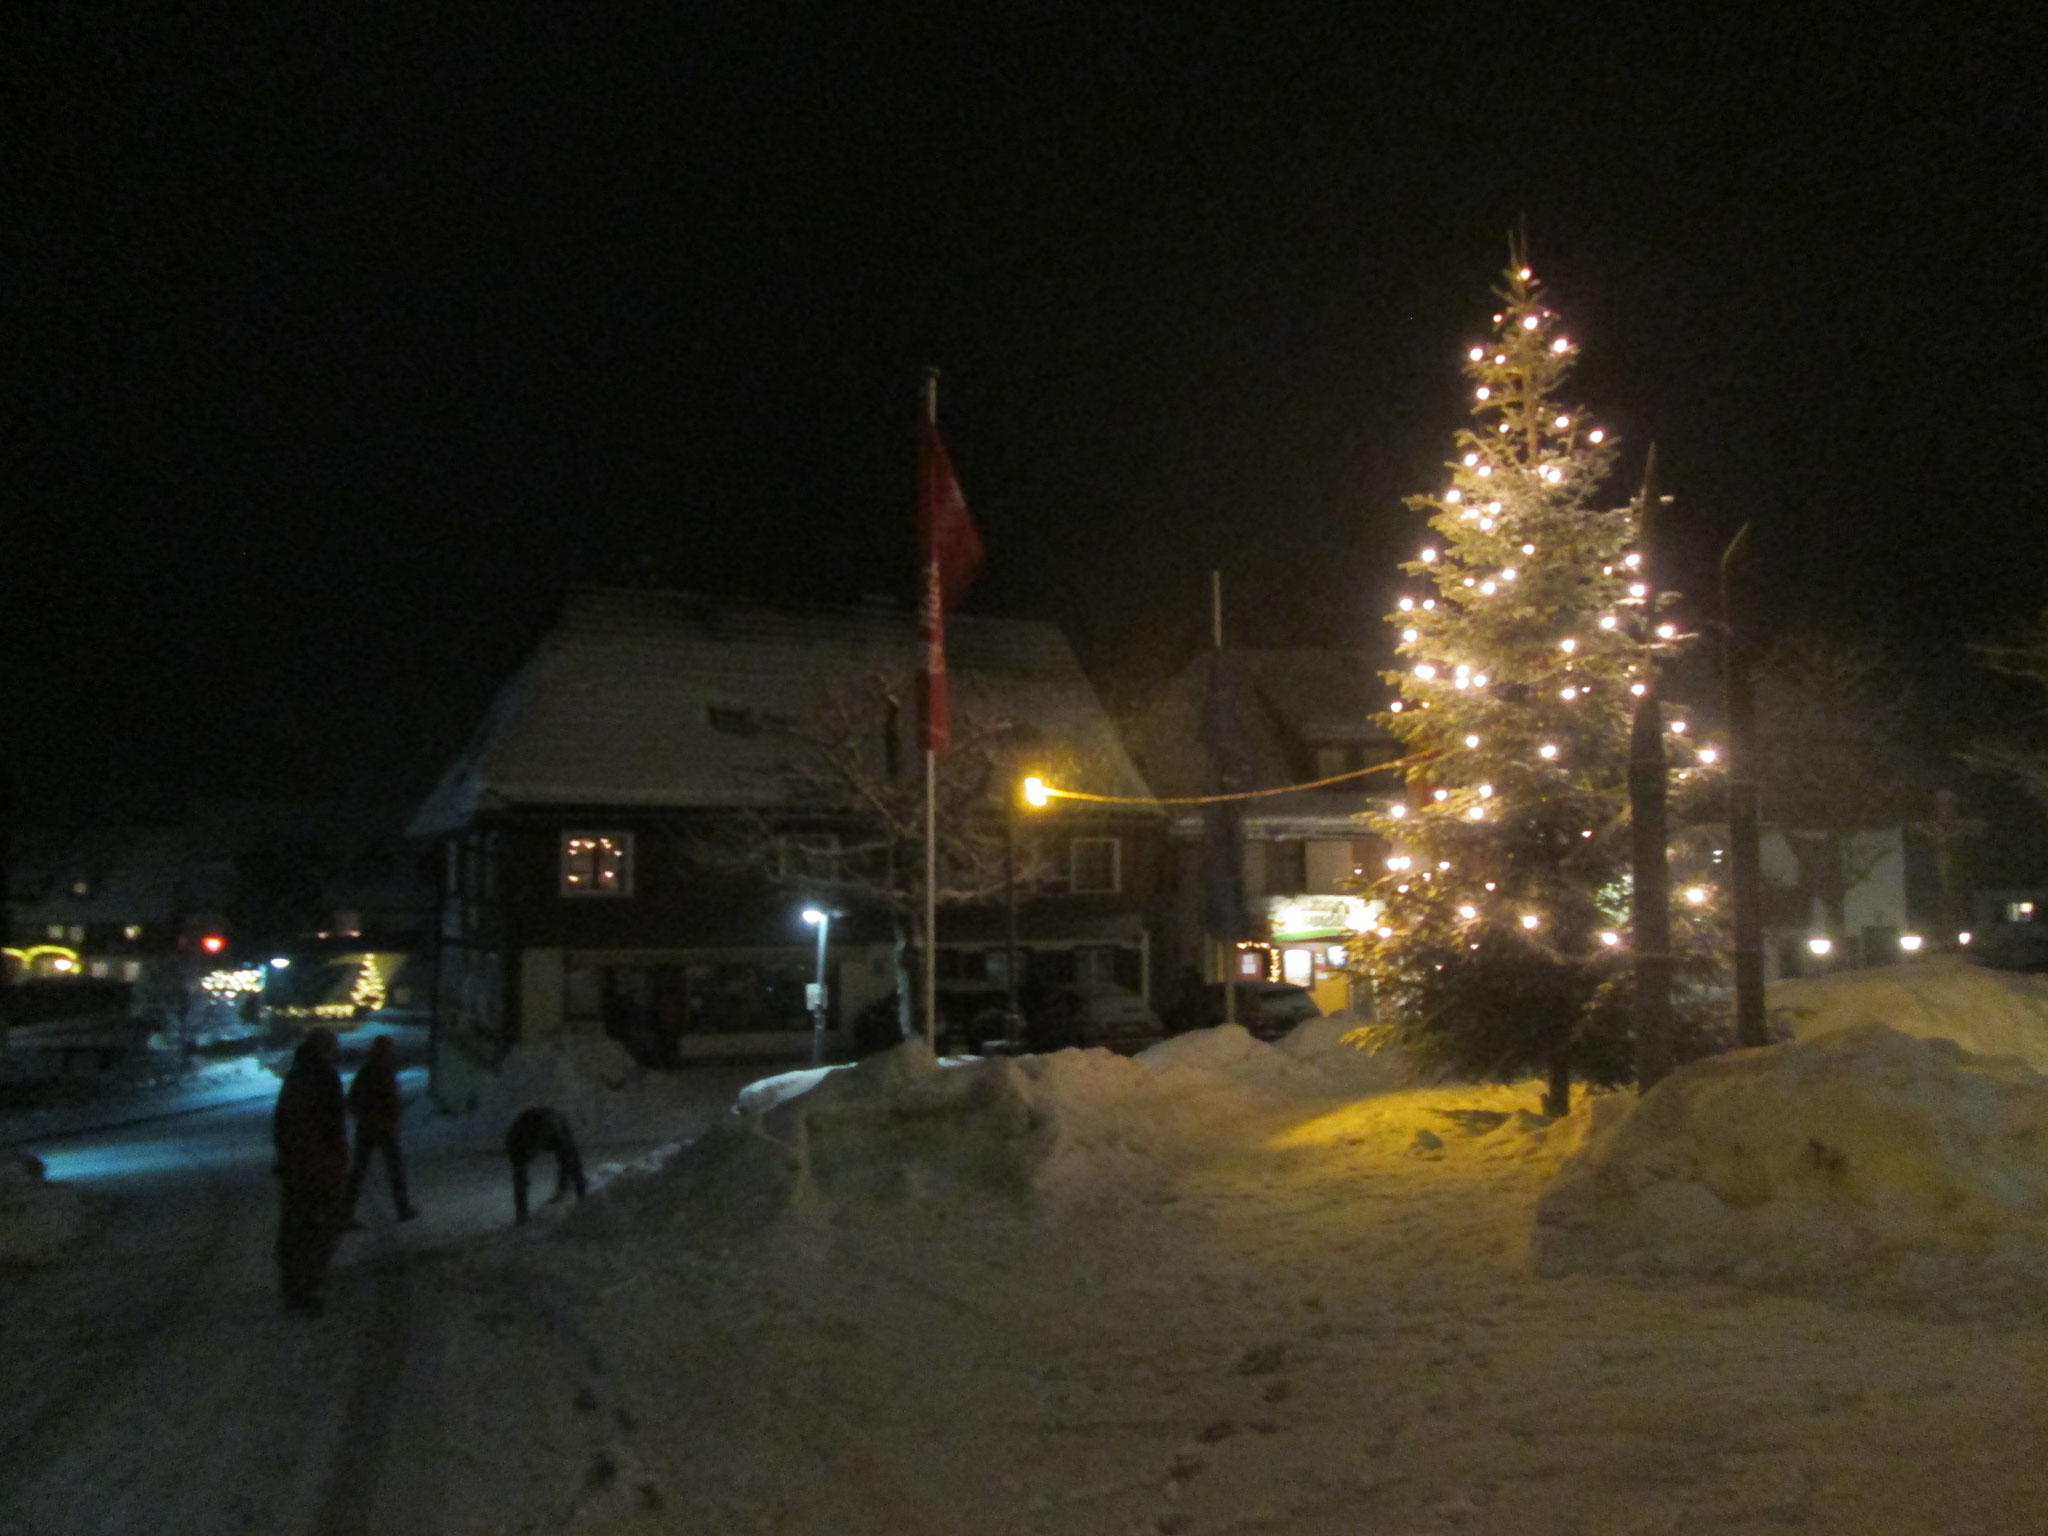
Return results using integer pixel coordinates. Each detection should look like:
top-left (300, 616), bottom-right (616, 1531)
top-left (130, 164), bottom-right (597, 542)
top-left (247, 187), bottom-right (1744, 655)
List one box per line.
top-left (409, 589), bottom-right (1162, 1107)
top-left (1756, 825), bottom-right (1909, 979)
top-left (1123, 649), bottom-right (1401, 1015)
top-left (5, 801), bottom-right (433, 1037)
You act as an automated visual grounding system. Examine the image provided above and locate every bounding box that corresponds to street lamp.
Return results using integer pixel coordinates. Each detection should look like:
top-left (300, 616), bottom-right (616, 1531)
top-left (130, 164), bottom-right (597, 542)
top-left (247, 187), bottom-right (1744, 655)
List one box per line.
top-left (999, 775), bottom-right (1053, 1050)
top-left (801, 908), bottom-right (833, 1066)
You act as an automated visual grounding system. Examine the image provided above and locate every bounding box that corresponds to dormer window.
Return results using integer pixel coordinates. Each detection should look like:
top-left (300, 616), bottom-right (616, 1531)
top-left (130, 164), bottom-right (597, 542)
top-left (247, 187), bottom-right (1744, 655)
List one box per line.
top-left (562, 832), bottom-right (633, 897)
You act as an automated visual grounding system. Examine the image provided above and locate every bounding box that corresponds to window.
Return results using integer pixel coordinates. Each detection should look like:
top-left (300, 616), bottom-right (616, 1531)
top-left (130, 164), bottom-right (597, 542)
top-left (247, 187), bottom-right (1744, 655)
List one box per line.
top-left (1266, 839), bottom-right (1307, 894)
top-left (1314, 744), bottom-right (1350, 779)
top-left (2007, 901), bottom-right (2037, 923)
top-left (1074, 946), bottom-right (1118, 985)
top-left (561, 832), bottom-right (634, 897)
top-left (1070, 836), bottom-right (1121, 894)
top-left (123, 924), bottom-right (144, 942)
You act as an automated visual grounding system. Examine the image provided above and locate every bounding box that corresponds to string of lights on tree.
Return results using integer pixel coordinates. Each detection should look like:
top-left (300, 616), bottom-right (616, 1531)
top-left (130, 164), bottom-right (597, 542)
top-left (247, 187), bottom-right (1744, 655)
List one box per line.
top-left (1350, 258), bottom-right (1725, 1094)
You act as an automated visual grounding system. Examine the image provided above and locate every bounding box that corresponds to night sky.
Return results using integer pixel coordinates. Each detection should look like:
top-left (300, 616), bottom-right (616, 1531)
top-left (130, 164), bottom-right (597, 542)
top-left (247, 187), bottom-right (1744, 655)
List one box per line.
top-left (10, 3), bottom-right (2044, 824)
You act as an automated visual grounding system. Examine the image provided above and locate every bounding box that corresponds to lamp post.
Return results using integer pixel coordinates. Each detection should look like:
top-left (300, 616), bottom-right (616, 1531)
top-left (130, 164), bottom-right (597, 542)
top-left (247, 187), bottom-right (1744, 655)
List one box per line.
top-left (801, 907), bottom-right (833, 1066)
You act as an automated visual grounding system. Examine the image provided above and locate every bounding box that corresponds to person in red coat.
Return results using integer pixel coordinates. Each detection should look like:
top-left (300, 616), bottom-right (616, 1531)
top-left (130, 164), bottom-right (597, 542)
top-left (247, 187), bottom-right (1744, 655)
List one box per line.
top-left (344, 1034), bottom-right (417, 1224)
top-left (272, 1028), bottom-right (349, 1315)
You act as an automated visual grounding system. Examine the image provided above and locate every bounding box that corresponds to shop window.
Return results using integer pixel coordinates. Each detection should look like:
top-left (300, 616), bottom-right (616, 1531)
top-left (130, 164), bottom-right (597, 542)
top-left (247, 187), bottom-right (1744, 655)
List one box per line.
top-left (1070, 837), bottom-right (1121, 894)
top-left (561, 832), bottom-right (634, 897)
top-left (1280, 948), bottom-right (1314, 986)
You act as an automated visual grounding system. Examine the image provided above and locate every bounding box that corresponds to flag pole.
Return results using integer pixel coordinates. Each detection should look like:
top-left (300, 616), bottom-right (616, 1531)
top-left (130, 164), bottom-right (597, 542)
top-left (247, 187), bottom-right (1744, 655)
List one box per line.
top-left (922, 367), bottom-right (941, 1055)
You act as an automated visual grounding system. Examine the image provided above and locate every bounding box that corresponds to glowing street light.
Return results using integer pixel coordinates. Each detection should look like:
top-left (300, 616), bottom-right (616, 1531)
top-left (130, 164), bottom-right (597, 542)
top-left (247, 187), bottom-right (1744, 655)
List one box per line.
top-left (1022, 776), bottom-right (1051, 808)
top-left (801, 908), bottom-right (834, 1066)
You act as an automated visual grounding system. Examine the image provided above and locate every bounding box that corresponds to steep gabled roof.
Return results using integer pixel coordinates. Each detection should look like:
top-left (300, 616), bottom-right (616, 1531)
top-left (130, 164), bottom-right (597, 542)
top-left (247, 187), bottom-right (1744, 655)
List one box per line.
top-left (1123, 648), bottom-right (1399, 829)
top-left (409, 589), bottom-right (1155, 835)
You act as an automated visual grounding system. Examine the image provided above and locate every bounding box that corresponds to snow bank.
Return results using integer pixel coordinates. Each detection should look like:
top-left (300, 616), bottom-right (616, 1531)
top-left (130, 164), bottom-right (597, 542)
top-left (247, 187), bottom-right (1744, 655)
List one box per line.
top-left (0, 1146), bottom-right (91, 1267)
top-left (1769, 956), bottom-right (2048, 1071)
top-left (1535, 1023), bottom-right (2048, 1311)
top-left (579, 1023), bottom-right (1405, 1237)
top-left (459, 1036), bottom-right (701, 1146)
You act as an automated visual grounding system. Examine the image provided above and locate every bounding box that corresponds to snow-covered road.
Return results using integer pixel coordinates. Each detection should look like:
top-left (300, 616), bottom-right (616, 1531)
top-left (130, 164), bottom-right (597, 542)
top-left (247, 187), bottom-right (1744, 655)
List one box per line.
top-left (7, 992), bottom-right (2048, 1536)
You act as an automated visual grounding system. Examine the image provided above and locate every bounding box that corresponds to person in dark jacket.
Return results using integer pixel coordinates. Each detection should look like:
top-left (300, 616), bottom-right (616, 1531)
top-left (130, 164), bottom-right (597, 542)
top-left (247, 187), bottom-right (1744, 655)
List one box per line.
top-left (506, 1106), bottom-right (587, 1224)
top-left (343, 1034), bottom-right (417, 1225)
top-left (273, 1028), bottom-right (349, 1315)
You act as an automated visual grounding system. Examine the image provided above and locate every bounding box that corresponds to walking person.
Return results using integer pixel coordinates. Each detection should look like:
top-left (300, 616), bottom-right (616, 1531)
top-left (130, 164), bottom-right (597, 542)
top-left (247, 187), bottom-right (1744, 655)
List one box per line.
top-left (506, 1106), bottom-right (587, 1224)
top-left (272, 1028), bottom-right (349, 1316)
top-left (343, 1034), bottom-right (418, 1225)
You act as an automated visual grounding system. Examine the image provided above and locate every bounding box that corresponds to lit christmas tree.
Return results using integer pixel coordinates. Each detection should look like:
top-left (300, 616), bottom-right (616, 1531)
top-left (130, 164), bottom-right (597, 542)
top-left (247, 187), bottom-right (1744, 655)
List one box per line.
top-left (1353, 256), bottom-right (1709, 1115)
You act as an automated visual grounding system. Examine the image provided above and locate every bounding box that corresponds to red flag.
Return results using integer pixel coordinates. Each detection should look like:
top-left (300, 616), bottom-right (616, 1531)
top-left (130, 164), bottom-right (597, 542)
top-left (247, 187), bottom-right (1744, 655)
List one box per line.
top-left (917, 420), bottom-right (983, 755)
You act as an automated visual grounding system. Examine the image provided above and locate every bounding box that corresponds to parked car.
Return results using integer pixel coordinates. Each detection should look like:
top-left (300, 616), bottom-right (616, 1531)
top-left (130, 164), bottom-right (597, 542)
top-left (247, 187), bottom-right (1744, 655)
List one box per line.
top-left (1030, 983), bottom-right (1165, 1055)
top-left (1191, 980), bottom-right (1322, 1041)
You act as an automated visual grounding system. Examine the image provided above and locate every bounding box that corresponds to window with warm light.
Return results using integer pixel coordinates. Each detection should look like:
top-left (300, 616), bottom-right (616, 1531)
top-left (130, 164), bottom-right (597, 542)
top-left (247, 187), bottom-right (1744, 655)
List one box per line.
top-left (561, 832), bottom-right (633, 897)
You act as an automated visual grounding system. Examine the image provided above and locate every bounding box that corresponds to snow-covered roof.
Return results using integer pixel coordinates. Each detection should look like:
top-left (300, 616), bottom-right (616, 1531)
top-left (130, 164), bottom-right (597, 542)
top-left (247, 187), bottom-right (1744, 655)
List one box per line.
top-left (1122, 648), bottom-right (1400, 828)
top-left (409, 589), bottom-right (1156, 835)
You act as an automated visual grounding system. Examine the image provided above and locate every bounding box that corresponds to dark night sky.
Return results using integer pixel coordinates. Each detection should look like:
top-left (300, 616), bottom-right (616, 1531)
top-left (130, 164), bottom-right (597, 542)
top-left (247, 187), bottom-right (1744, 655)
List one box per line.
top-left (8, 2), bottom-right (2045, 824)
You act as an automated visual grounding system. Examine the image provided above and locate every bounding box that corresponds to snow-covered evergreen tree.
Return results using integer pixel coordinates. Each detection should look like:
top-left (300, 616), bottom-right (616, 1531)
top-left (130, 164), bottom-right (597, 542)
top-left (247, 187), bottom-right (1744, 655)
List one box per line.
top-left (1354, 257), bottom-right (1693, 1114)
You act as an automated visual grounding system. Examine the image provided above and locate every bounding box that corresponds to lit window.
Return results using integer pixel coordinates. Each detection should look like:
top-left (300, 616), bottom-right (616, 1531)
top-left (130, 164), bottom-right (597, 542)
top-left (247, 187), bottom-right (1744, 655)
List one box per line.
top-left (561, 832), bottom-right (634, 897)
top-left (122, 960), bottom-right (142, 982)
top-left (123, 924), bottom-right (144, 941)
top-left (1069, 837), bottom-right (1122, 894)
top-left (2007, 901), bottom-right (2037, 923)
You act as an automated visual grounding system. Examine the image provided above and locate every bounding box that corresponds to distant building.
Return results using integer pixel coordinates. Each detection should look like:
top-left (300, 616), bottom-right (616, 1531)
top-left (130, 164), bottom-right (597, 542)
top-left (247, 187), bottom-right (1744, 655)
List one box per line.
top-left (410, 589), bottom-right (1162, 1106)
top-left (1123, 648), bottom-right (1401, 1015)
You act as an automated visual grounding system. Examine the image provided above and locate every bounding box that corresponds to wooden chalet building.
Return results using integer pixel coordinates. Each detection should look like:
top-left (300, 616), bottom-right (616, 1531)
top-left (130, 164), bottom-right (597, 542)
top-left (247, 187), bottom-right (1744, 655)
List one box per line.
top-left (410, 589), bottom-right (1162, 1106)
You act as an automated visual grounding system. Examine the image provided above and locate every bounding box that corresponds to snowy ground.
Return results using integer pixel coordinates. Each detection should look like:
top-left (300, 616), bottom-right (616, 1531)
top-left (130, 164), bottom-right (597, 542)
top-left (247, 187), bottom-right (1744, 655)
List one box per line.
top-left (6, 976), bottom-right (2048, 1535)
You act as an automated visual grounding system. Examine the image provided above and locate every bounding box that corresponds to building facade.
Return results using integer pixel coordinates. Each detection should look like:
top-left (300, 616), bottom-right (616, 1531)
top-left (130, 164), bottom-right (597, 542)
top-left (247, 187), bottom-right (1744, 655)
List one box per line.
top-left (411, 590), bottom-right (1163, 1106)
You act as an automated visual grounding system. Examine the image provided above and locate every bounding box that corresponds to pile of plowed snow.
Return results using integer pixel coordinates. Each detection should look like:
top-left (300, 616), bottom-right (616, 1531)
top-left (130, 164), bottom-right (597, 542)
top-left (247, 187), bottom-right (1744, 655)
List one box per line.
top-left (572, 1019), bottom-right (1407, 1236)
top-left (0, 1147), bottom-right (90, 1266)
top-left (1536, 1023), bottom-right (2048, 1312)
top-left (1769, 955), bottom-right (2048, 1070)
